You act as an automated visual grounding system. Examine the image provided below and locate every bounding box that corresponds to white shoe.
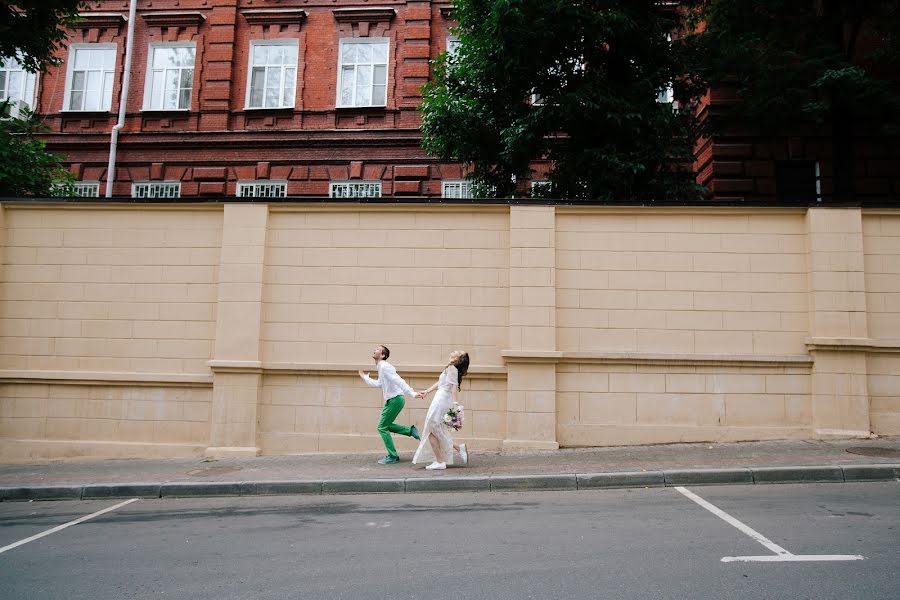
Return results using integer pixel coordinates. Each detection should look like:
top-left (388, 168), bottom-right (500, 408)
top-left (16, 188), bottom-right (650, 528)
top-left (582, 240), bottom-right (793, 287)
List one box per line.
top-left (459, 444), bottom-right (468, 465)
top-left (425, 462), bottom-right (446, 470)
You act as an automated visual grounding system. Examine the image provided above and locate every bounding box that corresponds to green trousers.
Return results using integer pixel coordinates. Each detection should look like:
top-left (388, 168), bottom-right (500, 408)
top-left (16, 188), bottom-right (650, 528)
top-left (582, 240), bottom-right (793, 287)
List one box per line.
top-left (378, 395), bottom-right (414, 458)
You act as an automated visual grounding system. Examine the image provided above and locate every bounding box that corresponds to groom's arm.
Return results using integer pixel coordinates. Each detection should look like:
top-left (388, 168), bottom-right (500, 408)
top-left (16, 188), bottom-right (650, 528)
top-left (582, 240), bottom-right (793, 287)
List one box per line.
top-left (380, 363), bottom-right (417, 398)
top-left (359, 367), bottom-right (382, 388)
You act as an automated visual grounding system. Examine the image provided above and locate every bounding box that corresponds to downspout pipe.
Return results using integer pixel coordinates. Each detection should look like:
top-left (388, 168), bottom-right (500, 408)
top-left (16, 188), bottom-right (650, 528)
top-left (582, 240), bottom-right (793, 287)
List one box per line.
top-left (105, 0), bottom-right (138, 198)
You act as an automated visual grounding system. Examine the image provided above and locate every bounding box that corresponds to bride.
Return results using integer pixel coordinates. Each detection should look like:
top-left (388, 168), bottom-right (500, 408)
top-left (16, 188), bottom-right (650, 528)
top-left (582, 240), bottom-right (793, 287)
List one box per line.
top-left (412, 350), bottom-right (470, 470)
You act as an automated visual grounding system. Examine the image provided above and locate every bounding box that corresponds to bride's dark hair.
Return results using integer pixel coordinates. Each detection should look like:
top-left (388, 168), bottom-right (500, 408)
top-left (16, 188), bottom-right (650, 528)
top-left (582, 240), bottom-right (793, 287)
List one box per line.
top-left (452, 352), bottom-right (469, 390)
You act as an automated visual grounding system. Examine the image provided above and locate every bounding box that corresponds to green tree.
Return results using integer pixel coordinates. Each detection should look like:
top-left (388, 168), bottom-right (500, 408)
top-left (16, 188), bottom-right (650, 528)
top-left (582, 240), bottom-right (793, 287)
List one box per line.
top-left (0, 106), bottom-right (73, 197)
top-left (0, 0), bottom-right (87, 71)
top-left (421, 1), bottom-right (706, 200)
top-left (682, 0), bottom-right (900, 201)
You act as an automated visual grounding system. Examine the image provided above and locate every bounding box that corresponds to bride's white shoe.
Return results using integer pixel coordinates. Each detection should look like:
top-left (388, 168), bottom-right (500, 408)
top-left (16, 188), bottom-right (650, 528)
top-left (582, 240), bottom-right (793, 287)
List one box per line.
top-left (425, 462), bottom-right (446, 470)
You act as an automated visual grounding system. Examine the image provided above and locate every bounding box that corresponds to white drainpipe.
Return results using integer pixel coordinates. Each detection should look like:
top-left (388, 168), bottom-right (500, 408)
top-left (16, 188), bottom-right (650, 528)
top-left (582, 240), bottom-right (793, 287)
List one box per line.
top-left (105, 0), bottom-right (138, 198)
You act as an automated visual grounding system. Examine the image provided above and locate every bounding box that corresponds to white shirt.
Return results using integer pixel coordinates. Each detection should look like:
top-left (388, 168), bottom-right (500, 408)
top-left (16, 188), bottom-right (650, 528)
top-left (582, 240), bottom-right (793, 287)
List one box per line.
top-left (362, 360), bottom-right (416, 402)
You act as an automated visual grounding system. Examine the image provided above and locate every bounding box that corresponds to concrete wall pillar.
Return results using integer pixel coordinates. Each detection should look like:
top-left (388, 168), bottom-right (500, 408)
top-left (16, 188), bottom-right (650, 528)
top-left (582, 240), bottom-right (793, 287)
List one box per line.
top-left (503, 206), bottom-right (559, 450)
top-left (806, 208), bottom-right (871, 437)
top-left (206, 204), bottom-right (269, 457)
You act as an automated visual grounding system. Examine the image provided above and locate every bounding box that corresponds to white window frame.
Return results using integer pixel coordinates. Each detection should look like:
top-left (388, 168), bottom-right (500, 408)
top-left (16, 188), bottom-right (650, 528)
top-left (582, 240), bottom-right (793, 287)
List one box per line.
top-left (237, 180), bottom-right (288, 198)
top-left (63, 43), bottom-right (117, 112)
top-left (447, 35), bottom-right (461, 56)
top-left (72, 182), bottom-right (101, 197)
top-left (244, 40), bottom-right (299, 110)
top-left (132, 181), bottom-right (181, 199)
top-left (0, 55), bottom-right (38, 118)
top-left (143, 42), bottom-right (196, 111)
top-left (442, 179), bottom-right (474, 199)
top-left (329, 181), bottom-right (382, 198)
top-left (336, 37), bottom-right (389, 108)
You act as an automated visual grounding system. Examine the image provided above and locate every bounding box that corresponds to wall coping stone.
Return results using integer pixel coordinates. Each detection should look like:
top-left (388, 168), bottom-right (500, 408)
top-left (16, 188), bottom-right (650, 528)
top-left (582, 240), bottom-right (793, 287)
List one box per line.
top-left (0, 370), bottom-right (213, 386)
top-left (501, 350), bottom-right (814, 368)
top-left (806, 337), bottom-right (900, 353)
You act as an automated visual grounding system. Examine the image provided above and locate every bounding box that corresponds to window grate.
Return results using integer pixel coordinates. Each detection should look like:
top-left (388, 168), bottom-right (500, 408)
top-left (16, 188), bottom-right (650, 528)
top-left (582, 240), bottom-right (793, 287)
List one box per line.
top-left (132, 182), bottom-right (181, 198)
top-left (237, 181), bottom-right (288, 198)
top-left (329, 181), bottom-right (382, 198)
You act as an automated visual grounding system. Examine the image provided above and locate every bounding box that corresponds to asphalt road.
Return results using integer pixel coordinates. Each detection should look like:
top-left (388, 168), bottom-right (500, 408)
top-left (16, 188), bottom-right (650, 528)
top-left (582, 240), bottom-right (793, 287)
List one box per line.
top-left (0, 483), bottom-right (897, 600)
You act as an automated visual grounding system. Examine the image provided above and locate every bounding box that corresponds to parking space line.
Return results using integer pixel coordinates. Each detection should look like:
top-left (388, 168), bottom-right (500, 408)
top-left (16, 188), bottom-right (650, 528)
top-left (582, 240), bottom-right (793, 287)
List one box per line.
top-left (0, 498), bottom-right (139, 556)
top-left (674, 486), bottom-right (865, 563)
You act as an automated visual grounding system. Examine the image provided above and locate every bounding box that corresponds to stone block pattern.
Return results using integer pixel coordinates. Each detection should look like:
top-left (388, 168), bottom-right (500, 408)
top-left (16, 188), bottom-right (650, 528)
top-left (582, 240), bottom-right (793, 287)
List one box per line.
top-left (0, 208), bottom-right (222, 373)
top-left (556, 211), bottom-right (809, 355)
top-left (262, 207), bottom-right (509, 366)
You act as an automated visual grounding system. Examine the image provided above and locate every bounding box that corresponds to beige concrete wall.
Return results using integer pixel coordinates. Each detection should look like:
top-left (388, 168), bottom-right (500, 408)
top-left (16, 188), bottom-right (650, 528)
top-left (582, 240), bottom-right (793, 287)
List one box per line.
top-left (1, 202), bottom-right (898, 462)
top-left (0, 206), bottom-right (222, 373)
top-left (863, 212), bottom-right (900, 435)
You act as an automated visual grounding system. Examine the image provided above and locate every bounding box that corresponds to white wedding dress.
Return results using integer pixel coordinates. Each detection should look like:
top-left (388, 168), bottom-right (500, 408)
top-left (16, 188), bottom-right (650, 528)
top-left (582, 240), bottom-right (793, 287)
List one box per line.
top-left (412, 364), bottom-right (458, 465)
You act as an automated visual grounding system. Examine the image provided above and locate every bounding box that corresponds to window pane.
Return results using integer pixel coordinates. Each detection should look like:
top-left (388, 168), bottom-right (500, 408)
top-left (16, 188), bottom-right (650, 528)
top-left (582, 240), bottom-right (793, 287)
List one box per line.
top-left (372, 42), bottom-right (388, 63)
top-left (179, 88), bottom-right (191, 109)
top-left (166, 69), bottom-right (179, 92)
top-left (340, 66), bottom-right (354, 105)
top-left (86, 70), bottom-right (101, 94)
top-left (253, 44), bottom-right (268, 66)
top-left (8, 71), bottom-right (22, 97)
top-left (357, 43), bottom-right (372, 64)
top-left (74, 50), bottom-right (89, 70)
top-left (285, 45), bottom-right (298, 64)
top-left (356, 84), bottom-right (372, 106)
top-left (69, 90), bottom-right (83, 110)
top-left (372, 85), bottom-right (386, 106)
top-left (180, 68), bottom-right (193, 90)
top-left (177, 47), bottom-right (195, 67)
top-left (103, 48), bottom-right (115, 69)
top-left (102, 72), bottom-right (114, 110)
top-left (89, 49), bottom-right (105, 69)
top-left (270, 45), bottom-right (285, 65)
top-left (0, 71), bottom-right (7, 96)
top-left (153, 48), bottom-right (170, 68)
top-left (283, 68), bottom-right (296, 106)
top-left (373, 65), bottom-right (386, 85)
top-left (249, 68), bottom-right (265, 107)
top-left (150, 71), bottom-right (163, 109)
top-left (84, 89), bottom-right (100, 111)
top-left (341, 43), bottom-right (356, 64)
top-left (72, 71), bottom-right (85, 91)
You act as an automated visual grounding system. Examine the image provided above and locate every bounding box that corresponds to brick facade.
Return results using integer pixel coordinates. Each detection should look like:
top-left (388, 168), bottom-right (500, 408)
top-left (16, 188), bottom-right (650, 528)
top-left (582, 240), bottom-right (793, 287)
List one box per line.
top-left (23, 1), bottom-right (900, 200)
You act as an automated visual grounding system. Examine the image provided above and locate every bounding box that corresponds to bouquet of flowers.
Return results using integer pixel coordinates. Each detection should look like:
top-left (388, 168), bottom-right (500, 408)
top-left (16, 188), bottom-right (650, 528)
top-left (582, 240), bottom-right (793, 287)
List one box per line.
top-left (442, 402), bottom-right (464, 431)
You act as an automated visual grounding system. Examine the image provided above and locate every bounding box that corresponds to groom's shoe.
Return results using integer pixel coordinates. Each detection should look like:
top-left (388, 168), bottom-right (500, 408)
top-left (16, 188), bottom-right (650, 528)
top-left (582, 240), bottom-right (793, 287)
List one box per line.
top-left (377, 455), bottom-right (400, 465)
top-left (410, 425), bottom-right (420, 441)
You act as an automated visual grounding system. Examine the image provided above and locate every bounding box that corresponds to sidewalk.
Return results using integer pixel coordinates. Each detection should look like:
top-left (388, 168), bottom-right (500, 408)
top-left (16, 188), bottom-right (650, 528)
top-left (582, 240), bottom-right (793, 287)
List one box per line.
top-left (1, 437), bottom-right (898, 500)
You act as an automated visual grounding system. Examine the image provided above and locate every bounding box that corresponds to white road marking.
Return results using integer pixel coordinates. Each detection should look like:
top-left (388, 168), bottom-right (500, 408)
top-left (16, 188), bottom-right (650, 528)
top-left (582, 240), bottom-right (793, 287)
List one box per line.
top-left (0, 498), bottom-right (139, 555)
top-left (674, 487), bottom-right (865, 563)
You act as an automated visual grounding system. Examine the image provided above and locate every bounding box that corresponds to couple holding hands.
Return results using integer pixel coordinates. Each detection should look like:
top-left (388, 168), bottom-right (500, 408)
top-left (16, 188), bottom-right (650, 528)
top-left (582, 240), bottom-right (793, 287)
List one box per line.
top-left (358, 345), bottom-right (470, 470)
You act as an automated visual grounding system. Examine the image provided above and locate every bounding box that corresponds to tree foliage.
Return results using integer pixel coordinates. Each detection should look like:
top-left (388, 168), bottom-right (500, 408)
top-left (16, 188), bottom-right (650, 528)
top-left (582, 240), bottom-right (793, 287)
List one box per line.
top-left (0, 106), bottom-right (73, 197)
top-left (681, 0), bottom-right (900, 200)
top-left (0, 0), bottom-right (87, 71)
top-left (421, 1), bottom-right (706, 200)
top-left (682, 0), bottom-right (900, 132)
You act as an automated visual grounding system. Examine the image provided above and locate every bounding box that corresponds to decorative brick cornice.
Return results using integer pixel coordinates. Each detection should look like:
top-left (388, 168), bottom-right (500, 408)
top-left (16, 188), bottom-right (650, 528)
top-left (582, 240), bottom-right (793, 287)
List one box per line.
top-left (332, 7), bottom-right (396, 23)
top-left (71, 12), bottom-right (127, 30)
top-left (142, 11), bottom-right (206, 28)
top-left (242, 9), bottom-right (307, 26)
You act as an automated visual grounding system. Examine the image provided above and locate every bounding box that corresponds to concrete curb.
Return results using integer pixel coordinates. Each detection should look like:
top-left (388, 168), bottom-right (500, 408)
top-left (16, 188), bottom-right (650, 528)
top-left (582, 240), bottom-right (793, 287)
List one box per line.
top-left (1, 464), bottom-right (897, 501)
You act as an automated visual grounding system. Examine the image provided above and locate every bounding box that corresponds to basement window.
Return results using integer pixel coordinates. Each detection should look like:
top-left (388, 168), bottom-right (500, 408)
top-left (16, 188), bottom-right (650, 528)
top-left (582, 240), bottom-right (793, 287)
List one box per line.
top-left (132, 181), bottom-right (181, 198)
top-left (237, 180), bottom-right (288, 198)
top-left (329, 181), bottom-right (382, 198)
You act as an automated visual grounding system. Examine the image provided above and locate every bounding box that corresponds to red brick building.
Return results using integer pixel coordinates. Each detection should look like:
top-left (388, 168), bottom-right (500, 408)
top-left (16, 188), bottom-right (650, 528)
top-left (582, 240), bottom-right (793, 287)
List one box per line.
top-left (3, 0), bottom-right (898, 201)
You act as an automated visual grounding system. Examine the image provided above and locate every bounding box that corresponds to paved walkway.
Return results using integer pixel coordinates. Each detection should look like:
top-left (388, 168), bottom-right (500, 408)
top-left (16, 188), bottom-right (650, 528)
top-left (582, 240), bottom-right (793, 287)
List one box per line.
top-left (1, 437), bottom-right (898, 499)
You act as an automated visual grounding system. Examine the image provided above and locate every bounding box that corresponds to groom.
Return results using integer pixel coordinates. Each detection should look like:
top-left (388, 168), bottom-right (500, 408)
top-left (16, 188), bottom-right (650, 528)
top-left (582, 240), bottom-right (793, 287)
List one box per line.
top-left (358, 345), bottom-right (420, 464)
